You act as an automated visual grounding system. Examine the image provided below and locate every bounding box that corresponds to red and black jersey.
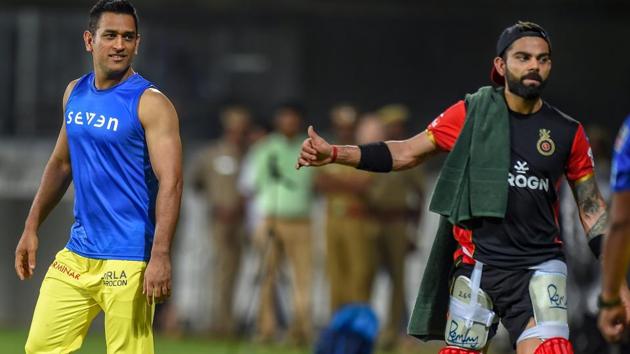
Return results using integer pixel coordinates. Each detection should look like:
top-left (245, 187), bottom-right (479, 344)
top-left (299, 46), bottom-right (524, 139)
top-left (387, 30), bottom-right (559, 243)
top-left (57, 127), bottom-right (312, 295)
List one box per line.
top-left (427, 100), bottom-right (594, 269)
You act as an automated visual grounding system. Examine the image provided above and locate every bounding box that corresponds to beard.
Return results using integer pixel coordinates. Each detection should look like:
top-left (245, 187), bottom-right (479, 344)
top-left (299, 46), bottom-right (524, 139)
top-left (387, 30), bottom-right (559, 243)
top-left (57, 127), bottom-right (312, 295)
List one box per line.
top-left (505, 69), bottom-right (547, 100)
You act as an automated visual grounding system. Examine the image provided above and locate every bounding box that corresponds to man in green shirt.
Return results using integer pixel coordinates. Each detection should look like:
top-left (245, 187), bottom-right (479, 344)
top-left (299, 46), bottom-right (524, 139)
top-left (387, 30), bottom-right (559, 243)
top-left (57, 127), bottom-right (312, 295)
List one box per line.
top-left (250, 102), bottom-right (314, 345)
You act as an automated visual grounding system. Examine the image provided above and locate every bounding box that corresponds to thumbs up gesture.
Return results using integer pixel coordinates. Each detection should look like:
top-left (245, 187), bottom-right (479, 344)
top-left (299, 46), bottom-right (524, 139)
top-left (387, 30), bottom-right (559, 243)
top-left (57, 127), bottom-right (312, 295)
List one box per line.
top-left (296, 126), bottom-right (334, 169)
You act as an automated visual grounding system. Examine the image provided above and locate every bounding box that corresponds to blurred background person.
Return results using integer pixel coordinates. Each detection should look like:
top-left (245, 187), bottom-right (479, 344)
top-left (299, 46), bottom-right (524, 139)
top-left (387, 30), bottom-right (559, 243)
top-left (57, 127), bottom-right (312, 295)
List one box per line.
top-left (368, 104), bottom-right (425, 350)
top-left (190, 104), bottom-right (252, 337)
top-left (249, 102), bottom-right (315, 346)
top-left (238, 119), bottom-right (273, 239)
top-left (315, 105), bottom-right (378, 314)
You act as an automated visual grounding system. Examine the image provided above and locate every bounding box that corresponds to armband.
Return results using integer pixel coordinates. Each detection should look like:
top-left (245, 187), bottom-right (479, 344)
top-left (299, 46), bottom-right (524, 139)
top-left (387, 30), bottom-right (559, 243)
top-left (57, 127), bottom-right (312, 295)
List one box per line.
top-left (356, 142), bottom-right (393, 173)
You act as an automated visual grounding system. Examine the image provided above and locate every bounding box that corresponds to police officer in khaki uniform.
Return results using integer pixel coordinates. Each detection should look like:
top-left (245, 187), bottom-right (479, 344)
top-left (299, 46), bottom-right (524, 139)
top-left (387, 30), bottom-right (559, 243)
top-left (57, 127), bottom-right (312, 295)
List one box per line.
top-left (316, 107), bottom-right (381, 312)
top-left (191, 105), bottom-right (251, 336)
top-left (368, 104), bottom-right (424, 349)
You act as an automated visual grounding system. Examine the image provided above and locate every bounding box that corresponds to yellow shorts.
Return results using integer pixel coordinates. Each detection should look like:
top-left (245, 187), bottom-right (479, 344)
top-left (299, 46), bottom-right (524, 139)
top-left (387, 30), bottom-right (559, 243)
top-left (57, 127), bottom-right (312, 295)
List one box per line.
top-left (25, 248), bottom-right (154, 354)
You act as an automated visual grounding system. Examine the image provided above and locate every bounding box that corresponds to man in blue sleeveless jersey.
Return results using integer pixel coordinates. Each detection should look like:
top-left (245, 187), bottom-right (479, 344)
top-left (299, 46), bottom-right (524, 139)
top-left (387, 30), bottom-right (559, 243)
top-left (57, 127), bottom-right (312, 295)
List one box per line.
top-left (14, 1), bottom-right (183, 353)
top-left (598, 115), bottom-right (630, 343)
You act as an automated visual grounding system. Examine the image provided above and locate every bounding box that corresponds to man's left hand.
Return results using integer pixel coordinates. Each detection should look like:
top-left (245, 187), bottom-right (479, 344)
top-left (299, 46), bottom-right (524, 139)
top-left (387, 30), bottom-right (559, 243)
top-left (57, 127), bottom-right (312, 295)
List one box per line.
top-left (143, 253), bottom-right (172, 305)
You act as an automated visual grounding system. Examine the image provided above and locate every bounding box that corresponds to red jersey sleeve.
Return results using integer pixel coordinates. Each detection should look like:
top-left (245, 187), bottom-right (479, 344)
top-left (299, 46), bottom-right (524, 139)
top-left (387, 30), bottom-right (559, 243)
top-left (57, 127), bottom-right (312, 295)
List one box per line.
top-left (565, 124), bottom-right (594, 182)
top-left (426, 100), bottom-right (466, 151)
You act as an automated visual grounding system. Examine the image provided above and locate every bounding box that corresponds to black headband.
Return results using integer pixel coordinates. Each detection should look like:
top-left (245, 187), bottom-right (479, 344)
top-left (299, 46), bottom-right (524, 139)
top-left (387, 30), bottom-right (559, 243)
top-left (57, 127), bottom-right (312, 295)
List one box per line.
top-left (496, 22), bottom-right (551, 57)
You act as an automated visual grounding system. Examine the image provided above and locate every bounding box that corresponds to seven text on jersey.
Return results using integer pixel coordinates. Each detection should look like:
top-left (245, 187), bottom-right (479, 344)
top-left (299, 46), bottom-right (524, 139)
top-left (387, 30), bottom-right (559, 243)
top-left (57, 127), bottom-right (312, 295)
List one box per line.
top-left (67, 111), bottom-right (119, 132)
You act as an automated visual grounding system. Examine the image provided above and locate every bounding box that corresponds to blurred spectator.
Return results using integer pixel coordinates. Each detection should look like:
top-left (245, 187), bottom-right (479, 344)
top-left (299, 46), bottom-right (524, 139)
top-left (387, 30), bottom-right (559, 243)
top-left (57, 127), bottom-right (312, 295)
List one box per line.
top-left (585, 124), bottom-right (612, 182)
top-left (368, 104), bottom-right (425, 350)
top-left (249, 102), bottom-right (315, 345)
top-left (190, 105), bottom-right (252, 337)
top-left (238, 119), bottom-right (273, 236)
top-left (316, 106), bottom-right (378, 313)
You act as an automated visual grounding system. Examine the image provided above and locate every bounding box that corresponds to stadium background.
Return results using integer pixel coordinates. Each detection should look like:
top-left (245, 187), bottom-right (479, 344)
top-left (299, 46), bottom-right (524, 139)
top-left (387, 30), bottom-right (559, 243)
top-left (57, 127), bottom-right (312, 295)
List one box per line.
top-left (1, 0), bottom-right (629, 353)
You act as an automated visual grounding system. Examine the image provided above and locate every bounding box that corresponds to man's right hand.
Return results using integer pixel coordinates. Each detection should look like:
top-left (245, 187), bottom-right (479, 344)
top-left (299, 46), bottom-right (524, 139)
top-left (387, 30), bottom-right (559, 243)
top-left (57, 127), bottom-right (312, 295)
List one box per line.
top-left (296, 126), bottom-right (334, 169)
top-left (15, 231), bottom-right (39, 280)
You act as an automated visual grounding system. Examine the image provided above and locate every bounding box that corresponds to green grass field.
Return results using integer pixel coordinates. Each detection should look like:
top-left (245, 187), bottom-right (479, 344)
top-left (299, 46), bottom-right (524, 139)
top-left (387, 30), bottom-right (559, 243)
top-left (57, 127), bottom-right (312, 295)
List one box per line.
top-left (0, 328), bottom-right (445, 354)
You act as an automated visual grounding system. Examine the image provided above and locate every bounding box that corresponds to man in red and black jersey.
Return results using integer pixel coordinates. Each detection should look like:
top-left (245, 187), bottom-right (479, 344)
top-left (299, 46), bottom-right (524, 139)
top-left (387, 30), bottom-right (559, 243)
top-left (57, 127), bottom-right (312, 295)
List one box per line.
top-left (428, 93), bottom-right (593, 269)
top-left (296, 21), bottom-right (623, 354)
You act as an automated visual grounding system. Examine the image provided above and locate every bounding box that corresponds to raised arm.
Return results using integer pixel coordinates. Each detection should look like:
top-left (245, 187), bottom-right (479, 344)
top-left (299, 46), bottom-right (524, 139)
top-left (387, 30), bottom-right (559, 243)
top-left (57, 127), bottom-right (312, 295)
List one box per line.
top-left (15, 80), bottom-right (77, 280)
top-left (296, 126), bottom-right (440, 172)
top-left (138, 88), bottom-right (183, 304)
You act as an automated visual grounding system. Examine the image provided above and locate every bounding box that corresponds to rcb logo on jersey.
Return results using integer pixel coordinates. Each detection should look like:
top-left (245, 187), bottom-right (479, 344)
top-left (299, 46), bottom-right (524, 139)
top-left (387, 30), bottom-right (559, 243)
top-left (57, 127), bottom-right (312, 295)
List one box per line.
top-left (537, 129), bottom-right (556, 156)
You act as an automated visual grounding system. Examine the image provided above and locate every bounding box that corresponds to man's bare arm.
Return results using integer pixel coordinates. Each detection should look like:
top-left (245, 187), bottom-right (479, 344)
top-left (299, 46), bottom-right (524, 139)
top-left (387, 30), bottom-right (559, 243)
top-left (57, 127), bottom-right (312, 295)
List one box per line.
top-left (297, 126), bottom-right (440, 171)
top-left (15, 80), bottom-right (77, 280)
top-left (23, 124), bottom-right (73, 233)
top-left (601, 191), bottom-right (630, 300)
top-left (138, 88), bottom-right (183, 304)
top-left (598, 191), bottom-right (630, 343)
top-left (571, 175), bottom-right (608, 241)
top-left (386, 131), bottom-right (441, 170)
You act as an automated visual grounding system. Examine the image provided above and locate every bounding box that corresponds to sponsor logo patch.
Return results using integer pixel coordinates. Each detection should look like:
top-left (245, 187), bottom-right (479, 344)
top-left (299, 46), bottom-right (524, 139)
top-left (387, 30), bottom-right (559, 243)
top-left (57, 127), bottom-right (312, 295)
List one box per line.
top-left (51, 261), bottom-right (80, 280)
top-left (66, 111), bottom-right (119, 132)
top-left (102, 270), bottom-right (128, 287)
top-left (508, 160), bottom-right (550, 191)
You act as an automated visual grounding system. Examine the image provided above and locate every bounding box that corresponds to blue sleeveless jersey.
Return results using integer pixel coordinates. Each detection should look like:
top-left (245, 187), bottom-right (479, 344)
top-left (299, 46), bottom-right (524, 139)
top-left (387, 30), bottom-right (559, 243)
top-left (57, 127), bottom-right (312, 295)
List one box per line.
top-left (612, 115), bottom-right (630, 192)
top-left (64, 72), bottom-right (157, 261)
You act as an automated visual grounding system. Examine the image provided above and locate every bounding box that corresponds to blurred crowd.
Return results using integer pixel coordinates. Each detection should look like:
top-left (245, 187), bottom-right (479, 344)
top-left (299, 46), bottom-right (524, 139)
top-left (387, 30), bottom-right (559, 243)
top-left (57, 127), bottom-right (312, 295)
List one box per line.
top-left (157, 101), bottom-right (428, 351)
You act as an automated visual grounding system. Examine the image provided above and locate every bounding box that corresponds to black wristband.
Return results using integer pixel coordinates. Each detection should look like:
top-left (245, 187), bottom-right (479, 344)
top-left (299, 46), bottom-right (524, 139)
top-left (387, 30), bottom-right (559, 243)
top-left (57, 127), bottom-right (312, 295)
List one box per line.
top-left (598, 294), bottom-right (622, 309)
top-left (588, 234), bottom-right (603, 259)
top-left (356, 142), bottom-right (393, 173)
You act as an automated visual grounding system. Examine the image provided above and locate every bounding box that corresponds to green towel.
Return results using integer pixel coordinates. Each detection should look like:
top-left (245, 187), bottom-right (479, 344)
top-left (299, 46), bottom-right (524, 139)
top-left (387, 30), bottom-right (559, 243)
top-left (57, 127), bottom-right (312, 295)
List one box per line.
top-left (408, 86), bottom-right (510, 341)
top-left (407, 216), bottom-right (457, 340)
top-left (429, 86), bottom-right (510, 226)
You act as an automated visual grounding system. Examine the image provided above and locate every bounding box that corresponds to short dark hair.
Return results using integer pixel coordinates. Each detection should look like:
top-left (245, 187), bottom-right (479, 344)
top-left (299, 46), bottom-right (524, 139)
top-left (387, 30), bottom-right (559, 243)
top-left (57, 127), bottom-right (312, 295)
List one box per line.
top-left (88, 0), bottom-right (139, 34)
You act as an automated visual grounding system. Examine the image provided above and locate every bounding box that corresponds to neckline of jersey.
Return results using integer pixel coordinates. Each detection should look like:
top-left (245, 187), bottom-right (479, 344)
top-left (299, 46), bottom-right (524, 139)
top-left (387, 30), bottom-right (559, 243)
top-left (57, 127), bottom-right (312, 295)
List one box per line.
top-left (508, 102), bottom-right (546, 119)
top-left (90, 72), bottom-right (139, 94)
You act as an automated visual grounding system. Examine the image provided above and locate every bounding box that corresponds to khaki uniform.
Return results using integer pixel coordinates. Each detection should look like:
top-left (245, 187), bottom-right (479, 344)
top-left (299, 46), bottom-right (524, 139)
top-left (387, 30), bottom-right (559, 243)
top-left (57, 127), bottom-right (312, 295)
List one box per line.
top-left (192, 140), bottom-right (245, 334)
top-left (368, 167), bottom-right (424, 343)
top-left (255, 217), bottom-right (312, 343)
top-left (318, 164), bottom-right (377, 313)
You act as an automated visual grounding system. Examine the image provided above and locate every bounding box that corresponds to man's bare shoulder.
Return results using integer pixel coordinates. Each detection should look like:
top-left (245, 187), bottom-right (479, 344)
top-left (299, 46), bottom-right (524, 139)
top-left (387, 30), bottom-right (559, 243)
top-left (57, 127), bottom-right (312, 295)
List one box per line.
top-left (66, 78), bottom-right (81, 91)
top-left (62, 78), bottom-right (82, 108)
top-left (138, 87), bottom-right (178, 126)
top-left (139, 87), bottom-right (172, 108)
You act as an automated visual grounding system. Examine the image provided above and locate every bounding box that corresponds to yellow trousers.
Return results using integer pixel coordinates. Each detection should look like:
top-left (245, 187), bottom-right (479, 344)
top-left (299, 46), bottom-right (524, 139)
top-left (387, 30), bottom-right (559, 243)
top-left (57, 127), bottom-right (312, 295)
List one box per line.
top-left (25, 249), bottom-right (154, 354)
